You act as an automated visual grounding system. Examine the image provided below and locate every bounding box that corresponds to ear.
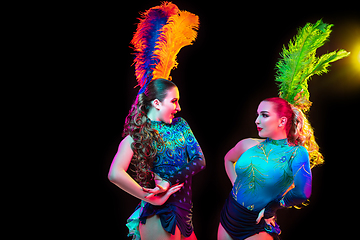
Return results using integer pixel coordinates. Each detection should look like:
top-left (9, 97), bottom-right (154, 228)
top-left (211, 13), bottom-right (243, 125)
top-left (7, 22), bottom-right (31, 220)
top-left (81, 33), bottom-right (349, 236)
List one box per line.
top-left (152, 99), bottom-right (161, 110)
top-left (279, 117), bottom-right (287, 127)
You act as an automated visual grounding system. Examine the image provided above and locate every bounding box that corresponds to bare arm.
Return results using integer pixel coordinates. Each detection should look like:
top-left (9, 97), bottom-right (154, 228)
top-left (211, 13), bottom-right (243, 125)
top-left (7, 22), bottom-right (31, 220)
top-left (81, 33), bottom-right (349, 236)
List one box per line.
top-left (108, 135), bottom-right (183, 205)
top-left (108, 135), bottom-right (149, 199)
top-left (224, 138), bottom-right (262, 185)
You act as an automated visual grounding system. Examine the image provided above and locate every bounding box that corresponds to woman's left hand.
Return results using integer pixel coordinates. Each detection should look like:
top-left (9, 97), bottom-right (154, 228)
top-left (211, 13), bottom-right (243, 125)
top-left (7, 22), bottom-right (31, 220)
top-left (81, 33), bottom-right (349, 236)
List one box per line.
top-left (256, 208), bottom-right (275, 226)
top-left (142, 173), bottom-right (171, 198)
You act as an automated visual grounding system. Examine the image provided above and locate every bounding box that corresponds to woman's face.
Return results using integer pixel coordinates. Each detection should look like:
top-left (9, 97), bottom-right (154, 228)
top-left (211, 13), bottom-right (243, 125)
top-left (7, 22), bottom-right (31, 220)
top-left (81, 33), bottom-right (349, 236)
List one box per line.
top-left (255, 101), bottom-right (286, 139)
top-left (156, 87), bottom-right (181, 124)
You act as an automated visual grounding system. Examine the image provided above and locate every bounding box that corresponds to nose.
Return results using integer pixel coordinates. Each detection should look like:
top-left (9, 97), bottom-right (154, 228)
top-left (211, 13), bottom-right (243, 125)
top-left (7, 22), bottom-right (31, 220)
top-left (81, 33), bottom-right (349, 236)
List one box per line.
top-left (176, 102), bottom-right (181, 112)
top-left (255, 115), bottom-right (260, 125)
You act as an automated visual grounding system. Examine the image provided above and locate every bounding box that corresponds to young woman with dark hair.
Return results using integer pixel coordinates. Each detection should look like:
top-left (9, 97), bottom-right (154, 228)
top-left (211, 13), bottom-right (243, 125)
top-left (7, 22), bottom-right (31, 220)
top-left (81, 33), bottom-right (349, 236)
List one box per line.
top-left (108, 78), bottom-right (205, 240)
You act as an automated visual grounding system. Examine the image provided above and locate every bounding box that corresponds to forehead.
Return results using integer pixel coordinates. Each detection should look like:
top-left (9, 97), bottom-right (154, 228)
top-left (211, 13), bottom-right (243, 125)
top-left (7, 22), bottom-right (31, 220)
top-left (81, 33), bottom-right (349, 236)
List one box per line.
top-left (257, 101), bottom-right (275, 112)
top-left (165, 87), bottom-right (180, 99)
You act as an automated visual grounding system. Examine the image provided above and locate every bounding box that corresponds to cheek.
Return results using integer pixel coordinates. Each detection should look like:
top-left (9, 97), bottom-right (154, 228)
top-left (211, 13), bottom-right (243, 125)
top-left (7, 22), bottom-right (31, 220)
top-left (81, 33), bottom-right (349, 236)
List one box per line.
top-left (262, 118), bottom-right (270, 128)
top-left (263, 118), bottom-right (277, 130)
top-left (160, 104), bottom-right (173, 116)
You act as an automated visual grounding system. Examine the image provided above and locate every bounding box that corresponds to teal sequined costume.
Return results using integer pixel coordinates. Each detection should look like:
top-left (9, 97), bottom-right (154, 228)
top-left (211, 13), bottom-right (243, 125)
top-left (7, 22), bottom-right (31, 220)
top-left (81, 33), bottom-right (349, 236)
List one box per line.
top-left (220, 138), bottom-right (312, 239)
top-left (127, 117), bottom-right (205, 239)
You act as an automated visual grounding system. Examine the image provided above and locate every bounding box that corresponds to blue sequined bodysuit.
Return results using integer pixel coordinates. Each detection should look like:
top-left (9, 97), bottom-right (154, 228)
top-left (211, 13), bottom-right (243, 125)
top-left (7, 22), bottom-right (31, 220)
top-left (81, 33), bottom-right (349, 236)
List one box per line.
top-left (232, 138), bottom-right (312, 212)
top-left (127, 117), bottom-right (205, 239)
top-left (151, 117), bottom-right (206, 196)
top-left (219, 138), bottom-right (312, 239)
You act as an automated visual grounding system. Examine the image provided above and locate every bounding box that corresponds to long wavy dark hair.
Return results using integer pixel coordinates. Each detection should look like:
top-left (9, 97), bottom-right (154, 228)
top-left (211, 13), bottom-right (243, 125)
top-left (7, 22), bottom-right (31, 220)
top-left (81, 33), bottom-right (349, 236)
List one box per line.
top-left (123, 78), bottom-right (177, 187)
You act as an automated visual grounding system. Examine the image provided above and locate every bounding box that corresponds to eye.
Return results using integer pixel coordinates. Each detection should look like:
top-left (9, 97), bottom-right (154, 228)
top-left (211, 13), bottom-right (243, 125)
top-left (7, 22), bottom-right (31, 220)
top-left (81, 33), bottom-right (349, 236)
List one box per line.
top-left (262, 113), bottom-right (269, 118)
top-left (171, 99), bottom-right (178, 103)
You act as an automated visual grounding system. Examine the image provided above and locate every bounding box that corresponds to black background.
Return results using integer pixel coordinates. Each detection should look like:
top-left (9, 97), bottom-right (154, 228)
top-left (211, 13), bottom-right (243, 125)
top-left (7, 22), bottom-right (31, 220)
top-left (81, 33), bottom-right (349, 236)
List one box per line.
top-left (59, 1), bottom-right (360, 239)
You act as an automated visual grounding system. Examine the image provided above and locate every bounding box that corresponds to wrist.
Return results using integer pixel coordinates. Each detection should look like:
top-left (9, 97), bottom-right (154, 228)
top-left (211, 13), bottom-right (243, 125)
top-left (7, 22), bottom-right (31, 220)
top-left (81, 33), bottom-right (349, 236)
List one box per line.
top-left (162, 178), bottom-right (172, 188)
top-left (157, 179), bottom-right (171, 191)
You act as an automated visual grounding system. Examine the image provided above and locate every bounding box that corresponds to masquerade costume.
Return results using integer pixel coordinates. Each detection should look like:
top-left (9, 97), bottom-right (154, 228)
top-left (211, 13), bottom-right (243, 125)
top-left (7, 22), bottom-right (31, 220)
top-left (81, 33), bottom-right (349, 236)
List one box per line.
top-left (125, 2), bottom-right (203, 239)
top-left (127, 118), bottom-right (205, 238)
top-left (220, 20), bottom-right (350, 239)
top-left (220, 139), bottom-right (309, 239)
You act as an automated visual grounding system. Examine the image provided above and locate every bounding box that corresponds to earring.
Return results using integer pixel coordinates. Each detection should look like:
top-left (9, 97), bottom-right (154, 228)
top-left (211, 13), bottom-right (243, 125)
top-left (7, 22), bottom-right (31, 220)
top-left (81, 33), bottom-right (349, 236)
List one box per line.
top-left (278, 124), bottom-right (282, 127)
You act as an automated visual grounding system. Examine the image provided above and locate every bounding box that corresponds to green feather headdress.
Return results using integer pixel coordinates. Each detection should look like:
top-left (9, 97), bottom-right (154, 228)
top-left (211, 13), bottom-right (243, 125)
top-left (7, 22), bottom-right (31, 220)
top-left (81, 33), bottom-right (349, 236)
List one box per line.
top-left (275, 19), bottom-right (350, 112)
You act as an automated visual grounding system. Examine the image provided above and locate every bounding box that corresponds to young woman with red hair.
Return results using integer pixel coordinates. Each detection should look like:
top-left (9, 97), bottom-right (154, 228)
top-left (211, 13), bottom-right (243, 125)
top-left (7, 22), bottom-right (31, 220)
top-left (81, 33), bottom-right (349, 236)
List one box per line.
top-left (217, 97), bottom-right (323, 240)
top-left (217, 18), bottom-right (348, 240)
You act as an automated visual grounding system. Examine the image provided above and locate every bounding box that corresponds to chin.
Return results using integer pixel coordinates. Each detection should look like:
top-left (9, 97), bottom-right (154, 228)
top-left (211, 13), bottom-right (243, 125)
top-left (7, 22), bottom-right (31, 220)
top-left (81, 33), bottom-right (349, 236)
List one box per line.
top-left (161, 115), bottom-right (175, 124)
top-left (162, 117), bottom-right (172, 124)
top-left (258, 131), bottom-right (268, 138)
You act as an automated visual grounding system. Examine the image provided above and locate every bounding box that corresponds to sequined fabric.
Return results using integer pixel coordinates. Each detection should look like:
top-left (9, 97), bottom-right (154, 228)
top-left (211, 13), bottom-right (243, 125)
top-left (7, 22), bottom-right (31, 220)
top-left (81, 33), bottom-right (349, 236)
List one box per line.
top-left (232, 138), bottom-right (311, 212)
top-left (127, 117), bottom-right (205, 238)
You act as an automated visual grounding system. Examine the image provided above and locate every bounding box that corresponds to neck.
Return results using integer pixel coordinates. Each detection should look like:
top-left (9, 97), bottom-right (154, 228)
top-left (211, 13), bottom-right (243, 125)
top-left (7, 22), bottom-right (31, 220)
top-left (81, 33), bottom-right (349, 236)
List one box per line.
top-left (269, 131), bottom-right (287, 140)
top-left (147, 108), bottom-right (160, 122)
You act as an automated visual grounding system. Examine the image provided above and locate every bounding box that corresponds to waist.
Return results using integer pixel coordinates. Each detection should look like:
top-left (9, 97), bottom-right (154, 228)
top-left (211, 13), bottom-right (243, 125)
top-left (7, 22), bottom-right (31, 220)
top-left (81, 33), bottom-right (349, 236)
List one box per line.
top-left (229, 193), bottom-right (261, 216)
top-left (231, 188), bottom-right (276, 212)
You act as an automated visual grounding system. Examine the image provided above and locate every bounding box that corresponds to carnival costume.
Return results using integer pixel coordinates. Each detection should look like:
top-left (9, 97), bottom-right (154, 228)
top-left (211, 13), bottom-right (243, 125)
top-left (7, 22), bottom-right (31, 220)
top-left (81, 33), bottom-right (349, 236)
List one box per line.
top-left (124, 2), bottom-right (204, 239)
top-left (220, 20), bottom-right (350, 239)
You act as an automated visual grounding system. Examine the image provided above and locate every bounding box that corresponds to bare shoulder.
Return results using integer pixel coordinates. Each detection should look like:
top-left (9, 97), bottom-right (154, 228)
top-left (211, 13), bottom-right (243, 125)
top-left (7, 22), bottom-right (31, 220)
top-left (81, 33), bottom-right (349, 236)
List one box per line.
top-left (109, 135), bottom-right (135, 174)
top-left (236, 138), bottom-right (264, 153)
top-left (115, 135), bottom-right (134, 155)
top-left (122, 135), bottom-right (134, 145)
top-left (225, 138), bottom-right (264, 162)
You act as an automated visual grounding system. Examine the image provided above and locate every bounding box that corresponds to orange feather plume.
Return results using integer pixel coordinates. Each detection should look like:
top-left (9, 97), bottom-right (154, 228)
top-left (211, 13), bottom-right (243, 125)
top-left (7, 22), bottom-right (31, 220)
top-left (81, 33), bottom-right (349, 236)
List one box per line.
top-left (152, 10), bottom-right (199, 80)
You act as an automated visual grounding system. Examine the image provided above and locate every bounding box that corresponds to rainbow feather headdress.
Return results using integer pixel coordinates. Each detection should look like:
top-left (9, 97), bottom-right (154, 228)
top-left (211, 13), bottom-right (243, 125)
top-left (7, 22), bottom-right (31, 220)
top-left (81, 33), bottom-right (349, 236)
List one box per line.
top-left (131, 2), bottom-right (199, 94)
top-left (275, 19), bottom-right (350, 112)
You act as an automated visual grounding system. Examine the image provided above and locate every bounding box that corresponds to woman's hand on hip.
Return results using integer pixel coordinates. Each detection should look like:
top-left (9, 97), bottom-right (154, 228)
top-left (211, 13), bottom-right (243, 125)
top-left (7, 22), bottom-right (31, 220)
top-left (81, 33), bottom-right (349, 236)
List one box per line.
top-left (256, 208), bottom-right (276, 226)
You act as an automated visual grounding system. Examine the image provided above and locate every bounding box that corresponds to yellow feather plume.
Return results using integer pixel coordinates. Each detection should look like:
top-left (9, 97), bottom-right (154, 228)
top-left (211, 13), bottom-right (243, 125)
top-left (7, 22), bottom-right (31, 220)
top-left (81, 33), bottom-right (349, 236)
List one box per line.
top-left (152, 10), bottom-right (199, 80)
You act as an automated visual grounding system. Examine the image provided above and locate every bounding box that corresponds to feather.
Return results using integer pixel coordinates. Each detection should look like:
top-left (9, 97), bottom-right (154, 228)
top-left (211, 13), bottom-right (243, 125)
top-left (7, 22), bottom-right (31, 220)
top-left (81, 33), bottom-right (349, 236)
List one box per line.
top-left (130, 2), bottom-right (199, 94)
top-left (130, 2), bottom-right (179, 93)
top-left (152, 10), bottom-right (199, 80)
top-left (275, 19), bottom-right (350, 112)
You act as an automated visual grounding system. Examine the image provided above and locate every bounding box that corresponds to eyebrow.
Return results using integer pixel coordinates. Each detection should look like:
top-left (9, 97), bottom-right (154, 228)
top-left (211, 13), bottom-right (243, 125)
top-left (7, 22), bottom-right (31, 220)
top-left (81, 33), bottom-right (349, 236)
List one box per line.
top-left (256, 111), bottom-right (270, 115)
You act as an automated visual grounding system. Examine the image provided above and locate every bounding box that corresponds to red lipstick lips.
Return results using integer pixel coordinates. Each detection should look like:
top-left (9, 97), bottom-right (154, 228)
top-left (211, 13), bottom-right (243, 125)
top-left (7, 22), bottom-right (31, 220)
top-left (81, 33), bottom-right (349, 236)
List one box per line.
top-left (257, 127), bottom-right (263, 132)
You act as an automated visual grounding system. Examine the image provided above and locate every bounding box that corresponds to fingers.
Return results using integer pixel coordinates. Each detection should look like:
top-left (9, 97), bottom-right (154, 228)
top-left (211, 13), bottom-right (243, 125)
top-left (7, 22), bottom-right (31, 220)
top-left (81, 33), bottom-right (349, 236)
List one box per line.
top-left (265, 217), bottom-right (276, 227)
top-left (143, 187), bottom-right (161, 199)
top-left (166, 183), bottom-right (184, 195)
top-left (144, 183), bottom-right (184, 199)
top-left (155, 183), bottom-right (167, 192)
top-left (142, 186), bottom-right (160, 193)
top-left (256, 208), bottom-right (265, 224)
top-left (144, 183), bottom-right (185, 205)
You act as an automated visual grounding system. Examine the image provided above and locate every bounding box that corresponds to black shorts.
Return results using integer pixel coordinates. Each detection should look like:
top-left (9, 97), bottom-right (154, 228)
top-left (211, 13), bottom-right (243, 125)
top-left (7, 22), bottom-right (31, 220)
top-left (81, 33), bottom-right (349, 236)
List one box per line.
top-left (220, 193), bottom-right (280, 240)
top-left (139, 201), bottom-right (193, 237)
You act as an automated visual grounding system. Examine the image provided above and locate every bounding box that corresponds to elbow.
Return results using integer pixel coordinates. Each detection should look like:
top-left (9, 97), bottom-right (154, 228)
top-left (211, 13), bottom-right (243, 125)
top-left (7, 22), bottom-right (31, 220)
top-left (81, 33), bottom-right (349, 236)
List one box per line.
top-left (298, 188), bottom-right (311, 201)
top-left (202, 156), bottom-right (206, 167)
top-left (108, 170), bottom-right (117, 183)
top-left (196, 155), bottom-right (206, 168)
top-left (224, 155), bottom-right (230, 165)
top-left (224, 154), bottom-right (235, 164)
top-left (198, 157), bottom-right (206, 171)
top-left (108, 173), bottom-right (114, 183)
top-left (108, 168), bottom-right (127, 184)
